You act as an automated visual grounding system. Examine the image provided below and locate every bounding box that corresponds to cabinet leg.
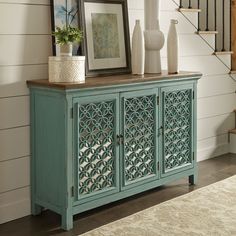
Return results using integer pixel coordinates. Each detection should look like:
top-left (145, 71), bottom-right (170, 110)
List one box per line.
top-left (31, 202), bottom-right (43, 216)
top-left (189, 174), bottom-right (197, 185)
top-left (61, 209), bottom-right (73, 231)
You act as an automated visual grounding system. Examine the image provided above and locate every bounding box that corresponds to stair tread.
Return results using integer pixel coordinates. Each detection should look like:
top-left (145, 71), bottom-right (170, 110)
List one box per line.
top-left (213, 51), bottom-right (234, 55)
top-left (197, 31), bottom-right (218, 35)
top-left (230, 71), bottom-right (236, 74)
top-left (178, 8), bottom-right (201, 13)
top-left (229, 129), bottom-right (236, 134)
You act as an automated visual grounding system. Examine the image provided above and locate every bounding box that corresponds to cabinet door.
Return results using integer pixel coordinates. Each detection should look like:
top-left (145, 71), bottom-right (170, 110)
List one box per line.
top-left (161, 84), bottom-right (194, 177)
top-left (73, 94), bottom-right (119, 203)
top-left (121, 89), bottom-right (159, 190)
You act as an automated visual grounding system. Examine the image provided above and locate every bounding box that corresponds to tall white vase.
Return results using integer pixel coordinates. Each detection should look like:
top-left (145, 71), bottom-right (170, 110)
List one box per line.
top-left (132, 20), bottom-right (145, 75)
top-left (167, 19), bottom-right (179, 74)
top-left (144, 0), bottom-right (164, 74)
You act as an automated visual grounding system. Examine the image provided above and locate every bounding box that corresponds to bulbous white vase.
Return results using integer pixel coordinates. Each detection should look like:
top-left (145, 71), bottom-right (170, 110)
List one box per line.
top-left (144, 0), bottom-right (164, 74)
top-left (144, 29), bottom-right (164, 73)
top-left (132, 20), bottom-right (145, 75)
top-left (167, 19), bottom-right (179, 74)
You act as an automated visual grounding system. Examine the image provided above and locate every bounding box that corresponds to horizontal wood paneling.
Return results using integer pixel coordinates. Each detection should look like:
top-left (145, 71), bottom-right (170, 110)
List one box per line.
top-left (0, 96), bottom-right (29, 129)
top-left (0, 4), bottom-right (51, 34)
top-left (0, 187), bottom-right (30, 224)
top-left (127, 0), bottom-right (143, 10)
top-left (198, 75), bottom-right (236, 98)
top-left (0, 126), bottom-right (30, 162)
top-left (161, 0), bottom-right (179, 11)
top-left (161, 55), bottom-right (230, 75)
top-left (161, 34), bottom-right (214, 57)
top-left (198, 113), bottom-right (235, 140)
top-left (198, 93), bottom-right (236, 119)
top-left (0, 156), bottom-right (30, 193)
top-left (0, 0), bottom-right (49, 4)
top-left (0, 35), bottom-right (52, 66)
top-left (128, 9), bottom-right (144, 37)
top-left (160, 11), bottom-right (198, 34)
top-left (0, 64), bottom-right (48, 98)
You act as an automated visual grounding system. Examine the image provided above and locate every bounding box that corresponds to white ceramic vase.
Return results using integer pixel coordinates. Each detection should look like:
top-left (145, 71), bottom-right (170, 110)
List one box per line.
top-left (144, 0), bottom-right (164, 74)
top-left (167, 19), bottom-right (179, 74)
top-left (132, 20), bottom-right (145, 75)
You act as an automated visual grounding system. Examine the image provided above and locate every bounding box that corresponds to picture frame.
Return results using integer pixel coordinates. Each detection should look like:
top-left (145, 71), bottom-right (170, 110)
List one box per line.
top-left (78, 0), bottom-right (131, 76)
top-left (50, 0), bottom-right (81, 56)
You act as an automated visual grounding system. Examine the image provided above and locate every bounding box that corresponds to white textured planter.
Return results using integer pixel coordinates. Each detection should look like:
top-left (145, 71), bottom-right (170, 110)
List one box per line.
top-left (167, 19), bottom-right (179, 74)
top-left (132, 20), bottom-right (145, 75)
top-left (49, 56), bottom-right (85, 83)
top-left (59, 44), bottom-right (73, 56)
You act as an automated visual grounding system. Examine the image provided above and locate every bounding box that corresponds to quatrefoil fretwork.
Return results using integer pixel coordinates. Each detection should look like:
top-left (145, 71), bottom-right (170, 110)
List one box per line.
top-left (78, 101), bottom-right (115, 195)
top-left (124, 95), bottom-right (155, 183)
top-left (164, 89), bottom-right (192, 171)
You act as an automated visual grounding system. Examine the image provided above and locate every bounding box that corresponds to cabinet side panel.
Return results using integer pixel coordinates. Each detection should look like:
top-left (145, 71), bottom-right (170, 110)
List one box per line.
top-left (33, 92), bottom-right (66, 208)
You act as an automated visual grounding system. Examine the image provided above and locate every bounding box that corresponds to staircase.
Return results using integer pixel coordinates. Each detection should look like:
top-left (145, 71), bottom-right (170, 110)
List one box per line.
top-left (177, 0), bottom-right (236, 154)
top-left (179, 0), bottom-right (232, 53)
top-left (176, 0), bottom-right (236, 77)
top-left (164, 0), bottom-right (236, 158)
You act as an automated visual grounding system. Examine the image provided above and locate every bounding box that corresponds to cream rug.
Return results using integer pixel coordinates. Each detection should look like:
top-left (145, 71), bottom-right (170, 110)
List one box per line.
top-left (81, 176), bottom-right (236, 236)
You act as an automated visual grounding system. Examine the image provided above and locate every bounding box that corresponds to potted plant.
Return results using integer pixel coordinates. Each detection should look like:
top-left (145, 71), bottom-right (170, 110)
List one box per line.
top-left (53, 26), bottom-right (83, 56)
top-left (52, 6), bottom-right (83, 56)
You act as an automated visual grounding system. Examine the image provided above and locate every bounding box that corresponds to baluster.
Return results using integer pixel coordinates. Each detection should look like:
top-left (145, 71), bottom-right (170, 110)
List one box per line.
top-left (222, 0), bottom-right (225, 51)
top-left (189, 0), bottom-right (192, 9)
top-left (230, 0), bottom-right (232, 51)
top-left (206, 0), bottom-right (209, 31)
top-left (215, 0), bottom-right (217, 50)
top-left (180, 0), bottom-right (183, 8)
top-left (198, 0), bottom-right (200, 31)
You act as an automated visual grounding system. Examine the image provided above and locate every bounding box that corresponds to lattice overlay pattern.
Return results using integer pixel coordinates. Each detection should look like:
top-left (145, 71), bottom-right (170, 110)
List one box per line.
top-left (124, 95), bottom-right (155, 183)
top-left (164, 89), bottom-right (192, 171)
top-left (78, 101), bottom-right (115, 195)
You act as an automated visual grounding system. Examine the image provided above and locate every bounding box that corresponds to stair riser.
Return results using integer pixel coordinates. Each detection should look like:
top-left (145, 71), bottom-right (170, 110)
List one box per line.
top-left (229, 133), bottom-right (236, 154)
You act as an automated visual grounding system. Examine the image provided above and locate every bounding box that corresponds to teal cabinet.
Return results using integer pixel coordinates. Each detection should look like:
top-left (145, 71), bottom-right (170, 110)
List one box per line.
top-left (28, 72), bottom-right (201, 230)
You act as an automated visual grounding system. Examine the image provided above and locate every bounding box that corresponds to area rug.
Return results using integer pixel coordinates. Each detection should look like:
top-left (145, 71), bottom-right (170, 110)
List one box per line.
top-left (80, 175), bottom-right (236, 236)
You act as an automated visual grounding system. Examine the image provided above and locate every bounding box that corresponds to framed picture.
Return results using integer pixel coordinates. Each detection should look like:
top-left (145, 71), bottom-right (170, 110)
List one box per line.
top-left (50, 0), bottom-right (81, 56)
top-left (78, 0), bottom-right (131, 76)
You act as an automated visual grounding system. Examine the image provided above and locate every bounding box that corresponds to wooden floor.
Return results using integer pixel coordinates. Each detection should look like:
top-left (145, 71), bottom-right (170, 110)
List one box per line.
top-left (0, 153), bottom-right (236, 236)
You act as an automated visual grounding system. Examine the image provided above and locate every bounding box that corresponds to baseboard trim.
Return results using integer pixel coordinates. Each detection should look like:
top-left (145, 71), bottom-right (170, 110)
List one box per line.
top-left (0, 198), bottom-right (30, 224)
top-left (197, 143), bottom-right (229, 162)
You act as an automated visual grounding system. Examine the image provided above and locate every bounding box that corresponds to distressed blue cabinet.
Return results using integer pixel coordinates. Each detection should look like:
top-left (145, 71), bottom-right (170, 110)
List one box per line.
top-left (27, 72), bottom-right (201, 230)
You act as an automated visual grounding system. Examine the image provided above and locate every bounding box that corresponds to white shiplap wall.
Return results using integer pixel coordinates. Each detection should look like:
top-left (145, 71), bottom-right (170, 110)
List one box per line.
top-left (0, 0), bottom-right (235, 224)
top-left (0, 0), bottom-right (51, 224)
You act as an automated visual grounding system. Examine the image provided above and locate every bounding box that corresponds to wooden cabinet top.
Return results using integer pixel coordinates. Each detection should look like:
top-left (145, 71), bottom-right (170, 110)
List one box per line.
top-left (27, 71), bottom-right (202, 90)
